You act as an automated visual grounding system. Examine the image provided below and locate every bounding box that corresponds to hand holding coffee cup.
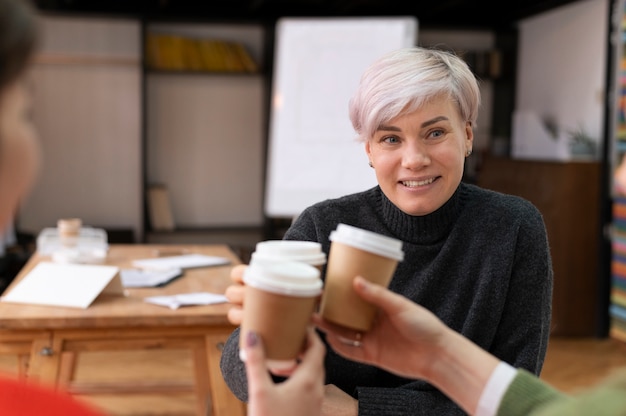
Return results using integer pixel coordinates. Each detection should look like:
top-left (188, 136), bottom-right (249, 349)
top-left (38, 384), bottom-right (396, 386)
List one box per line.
top-left (320, 223), bottom-right (404, 332)
top-left (225, 241), bottom-right (326, 326)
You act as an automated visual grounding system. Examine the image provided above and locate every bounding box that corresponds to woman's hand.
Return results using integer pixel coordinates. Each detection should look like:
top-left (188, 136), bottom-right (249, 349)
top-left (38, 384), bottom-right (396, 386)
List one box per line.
top-left (225, 264), bottom-right (247, 325)
top-left (315, 275), bottom-right (448, 381)
top-left (316, 276), bottom-right (500, 415)
top-left (244, 327), bottom-right (326, 416)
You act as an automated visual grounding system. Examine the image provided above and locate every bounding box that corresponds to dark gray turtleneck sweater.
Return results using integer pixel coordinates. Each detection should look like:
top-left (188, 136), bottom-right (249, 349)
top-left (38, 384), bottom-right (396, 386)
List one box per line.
top-left (220, 182), bottom-right (553, 415)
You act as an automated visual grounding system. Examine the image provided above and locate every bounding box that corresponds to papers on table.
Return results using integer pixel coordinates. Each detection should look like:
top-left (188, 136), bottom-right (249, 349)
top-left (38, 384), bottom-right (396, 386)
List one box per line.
top-left (132, 254), bottom-right (230, 271)
top-left (0, 253), bottom-right (232, 308)
top-left (0, 262), bottom-right (123, 309)
top-left (120, 268), bottom-right (183, 288)
top-left (144, 292), bottom-right (228, 310)
top-left (122, 253), bottom-right (231, 288)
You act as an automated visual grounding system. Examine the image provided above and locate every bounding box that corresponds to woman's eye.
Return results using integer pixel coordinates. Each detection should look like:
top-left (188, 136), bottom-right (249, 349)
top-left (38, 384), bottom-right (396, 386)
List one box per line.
top-left (382, 135), bottom-right (399, 144)
top-left (429, 129), bottom-right (444, 139)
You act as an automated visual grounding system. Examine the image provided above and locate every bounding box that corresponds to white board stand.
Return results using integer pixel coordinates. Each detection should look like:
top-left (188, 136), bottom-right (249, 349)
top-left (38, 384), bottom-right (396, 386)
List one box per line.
top-left (265, 17), bottom-right (418, 218)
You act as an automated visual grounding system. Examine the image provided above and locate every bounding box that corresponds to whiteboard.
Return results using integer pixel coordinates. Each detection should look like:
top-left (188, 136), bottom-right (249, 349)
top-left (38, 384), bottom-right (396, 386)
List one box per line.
top-left (264, 17), bottom-right (418, 217)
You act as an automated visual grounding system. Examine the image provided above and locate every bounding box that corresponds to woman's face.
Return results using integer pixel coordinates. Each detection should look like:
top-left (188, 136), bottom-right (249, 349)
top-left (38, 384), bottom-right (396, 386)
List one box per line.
top-left (0, 79), bottom-right (40, 232)
top-left (365, 95), bottom-right (472, 216)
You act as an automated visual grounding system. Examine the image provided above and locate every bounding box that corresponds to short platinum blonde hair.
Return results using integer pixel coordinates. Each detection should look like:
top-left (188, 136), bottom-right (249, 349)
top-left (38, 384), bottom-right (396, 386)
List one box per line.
top-left (348, 46), bottom-right (481, 142)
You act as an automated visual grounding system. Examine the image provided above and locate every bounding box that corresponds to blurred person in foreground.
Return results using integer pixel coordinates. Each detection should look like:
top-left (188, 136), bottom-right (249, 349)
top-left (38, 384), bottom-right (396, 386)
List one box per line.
top-left (0, 0), bottom-right (106, 414)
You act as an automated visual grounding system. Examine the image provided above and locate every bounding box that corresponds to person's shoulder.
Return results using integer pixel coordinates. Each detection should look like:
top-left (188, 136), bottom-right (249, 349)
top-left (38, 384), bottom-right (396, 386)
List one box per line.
top-left (287, 188), bottom-right (378, 242)
top-left (465, 183), bottom-right (538, 211)
top-left (463, 183), bottom-right (543, 221)
top-left (301, 187), bottom-right (377, 213)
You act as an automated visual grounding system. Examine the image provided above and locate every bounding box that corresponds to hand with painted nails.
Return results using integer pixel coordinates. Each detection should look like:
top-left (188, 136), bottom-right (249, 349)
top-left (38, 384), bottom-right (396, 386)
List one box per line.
top-left (243, 326), bottom-right (326, 416)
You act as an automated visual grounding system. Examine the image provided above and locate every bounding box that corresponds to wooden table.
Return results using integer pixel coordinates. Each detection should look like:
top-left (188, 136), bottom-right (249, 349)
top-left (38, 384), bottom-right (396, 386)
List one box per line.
top-left (0, 244), bottom-right (246, 416)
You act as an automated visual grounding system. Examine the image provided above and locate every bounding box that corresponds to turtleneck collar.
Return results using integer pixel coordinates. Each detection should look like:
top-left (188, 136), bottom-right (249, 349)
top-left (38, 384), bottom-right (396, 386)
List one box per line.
top-left (374, 182), bottom-right (468, 245)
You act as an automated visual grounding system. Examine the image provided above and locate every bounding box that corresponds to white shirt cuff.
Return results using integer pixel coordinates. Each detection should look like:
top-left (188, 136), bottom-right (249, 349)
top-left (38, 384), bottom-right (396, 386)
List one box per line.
top-left (475, 361), bottom-right (517, 416)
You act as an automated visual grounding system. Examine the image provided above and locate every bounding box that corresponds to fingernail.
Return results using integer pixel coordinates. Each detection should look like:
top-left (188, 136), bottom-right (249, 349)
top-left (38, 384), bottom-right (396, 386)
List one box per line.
top-left (246, 330), bottom-right (259, 347)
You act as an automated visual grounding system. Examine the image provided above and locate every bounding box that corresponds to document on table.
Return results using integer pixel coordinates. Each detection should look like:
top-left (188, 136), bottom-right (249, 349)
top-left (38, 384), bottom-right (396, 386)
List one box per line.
top-left (144, 292), bottom-right (228, 309)
top-left (0, 261), bottom-right (122, 308)
top-left (120, 268), bottom-right (183, 288)
top-left (132, 254), bottom-right (230, 271)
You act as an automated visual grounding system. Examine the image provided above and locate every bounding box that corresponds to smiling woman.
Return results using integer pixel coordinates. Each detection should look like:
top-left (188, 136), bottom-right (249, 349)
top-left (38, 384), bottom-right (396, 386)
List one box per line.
top-left (220, 46), bottom-right (554, 416)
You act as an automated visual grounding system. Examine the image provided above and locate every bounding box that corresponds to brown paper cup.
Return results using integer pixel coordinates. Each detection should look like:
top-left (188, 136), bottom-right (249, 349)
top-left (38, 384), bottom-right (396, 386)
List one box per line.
top-left (319, 224), bottom-right (403, 332)
top-left (239, 261), bottom-right (322, 370)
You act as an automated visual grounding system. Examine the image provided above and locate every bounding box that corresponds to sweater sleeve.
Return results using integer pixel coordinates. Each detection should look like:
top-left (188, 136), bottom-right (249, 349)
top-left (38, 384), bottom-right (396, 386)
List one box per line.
top-left (219, 327), bottom-right (249, 402)
top-left (488, 203), bottom-right (553, 375)
top-left (496, 369), bottom-right (566, 416)
top-left (498, 369), bottom-right (626, 416)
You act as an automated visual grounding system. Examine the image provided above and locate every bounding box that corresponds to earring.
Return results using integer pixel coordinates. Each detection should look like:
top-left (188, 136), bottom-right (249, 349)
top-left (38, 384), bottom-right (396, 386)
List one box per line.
top-left (466, 149), bottom-right (472, 157)
top-left (368, 161), bottom-right (374, 168)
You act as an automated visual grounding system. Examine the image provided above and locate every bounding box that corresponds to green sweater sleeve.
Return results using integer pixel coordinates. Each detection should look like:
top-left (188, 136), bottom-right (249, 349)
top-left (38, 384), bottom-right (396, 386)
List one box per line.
top-left (497, 369), bottom-right (626, 416)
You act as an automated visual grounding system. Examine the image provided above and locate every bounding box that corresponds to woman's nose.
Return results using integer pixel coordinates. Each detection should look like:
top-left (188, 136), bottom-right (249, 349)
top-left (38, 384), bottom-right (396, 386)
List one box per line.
top-left (402, 143), bottom-right (430, 168)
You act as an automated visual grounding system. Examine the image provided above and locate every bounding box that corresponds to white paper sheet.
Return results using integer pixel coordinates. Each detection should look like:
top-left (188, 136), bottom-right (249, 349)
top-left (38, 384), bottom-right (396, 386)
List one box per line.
top-left (132, 254), bottom-right (230, 271)
top-left (144, 292), bottom-right (228, 310)
top-left (0, 261), bottom-right (121, 308)
top-left (120, 268), bottom-right (183, 288)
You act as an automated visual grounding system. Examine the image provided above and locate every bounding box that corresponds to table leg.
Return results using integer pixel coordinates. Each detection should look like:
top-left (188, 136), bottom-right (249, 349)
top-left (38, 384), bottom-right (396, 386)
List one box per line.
top-left (193, 343), bottom-right (212, 416)
top-left (58, 352), bottom-right (78, 389)
top-left (205, 333), bottom-right (246, 416)
top-left (27, 336), bottom-right (64, 386)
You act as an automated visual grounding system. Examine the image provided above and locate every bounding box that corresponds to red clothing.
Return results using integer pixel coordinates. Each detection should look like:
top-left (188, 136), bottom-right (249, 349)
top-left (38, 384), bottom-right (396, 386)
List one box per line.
top-left (0, 374), bottom-right (106, 416)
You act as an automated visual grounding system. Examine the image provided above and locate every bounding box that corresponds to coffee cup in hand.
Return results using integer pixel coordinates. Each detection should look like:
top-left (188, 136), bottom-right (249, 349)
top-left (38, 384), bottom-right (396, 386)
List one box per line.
top-left (320, 223), bottom-right (404, 332)
top-left (239, 261), bottom-right (323, 371)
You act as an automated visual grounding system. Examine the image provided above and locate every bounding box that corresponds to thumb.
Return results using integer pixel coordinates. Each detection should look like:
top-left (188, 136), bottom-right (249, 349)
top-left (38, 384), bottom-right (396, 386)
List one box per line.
top-left (243, 330), bottom-right (273, 391)
top-left (352, 276), bottom-right (401, 314)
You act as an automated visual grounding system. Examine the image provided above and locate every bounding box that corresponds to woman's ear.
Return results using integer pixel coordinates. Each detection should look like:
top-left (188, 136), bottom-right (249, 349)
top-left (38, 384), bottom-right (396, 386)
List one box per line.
top-left (465, 121), bottom-right (474, 147)
top-left (365, 140), bottom-right (372, 158)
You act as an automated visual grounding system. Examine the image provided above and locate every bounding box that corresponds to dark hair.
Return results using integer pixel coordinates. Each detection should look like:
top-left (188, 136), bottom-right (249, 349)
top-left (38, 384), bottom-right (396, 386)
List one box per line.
top-left (0, 0), bottom-right (38, 90)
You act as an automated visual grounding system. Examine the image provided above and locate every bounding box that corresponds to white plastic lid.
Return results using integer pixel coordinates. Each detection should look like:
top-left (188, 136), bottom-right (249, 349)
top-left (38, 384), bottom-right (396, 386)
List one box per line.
top-left (251, 240), bottom-right (327, 266)
top-left (243, 261), bottom-right (323, 297)
top-left (329, 223), bottom-right (404, 261)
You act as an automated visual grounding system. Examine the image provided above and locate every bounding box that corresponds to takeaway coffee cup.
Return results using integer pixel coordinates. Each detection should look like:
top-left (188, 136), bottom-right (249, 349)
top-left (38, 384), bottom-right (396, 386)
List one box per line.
top-left (319, 223), bottom-right (404, 332)
top-left (239, 261), bottom-right (323, 370)
top-left (250, 240), bottom-right (327, 270)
